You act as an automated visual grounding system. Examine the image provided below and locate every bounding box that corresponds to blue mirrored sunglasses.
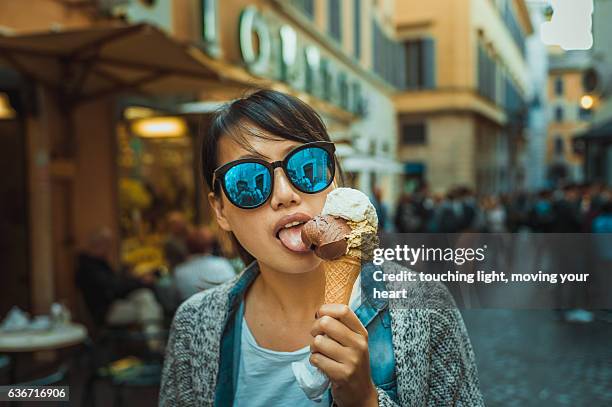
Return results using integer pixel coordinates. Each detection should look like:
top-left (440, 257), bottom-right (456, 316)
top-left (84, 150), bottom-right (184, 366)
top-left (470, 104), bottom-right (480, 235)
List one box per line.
top-left (212, 141), bottom-right (336, 209)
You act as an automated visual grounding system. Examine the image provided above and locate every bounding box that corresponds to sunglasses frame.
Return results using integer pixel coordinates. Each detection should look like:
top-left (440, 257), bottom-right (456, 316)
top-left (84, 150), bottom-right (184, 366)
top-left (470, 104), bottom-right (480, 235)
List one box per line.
top-left (212, 141), bottom-right (336, 209)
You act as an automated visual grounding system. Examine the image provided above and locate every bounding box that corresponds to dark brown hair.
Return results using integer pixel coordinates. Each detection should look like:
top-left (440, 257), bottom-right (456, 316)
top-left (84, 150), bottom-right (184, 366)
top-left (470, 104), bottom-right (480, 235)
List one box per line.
top-left (200, 89), bottom-right (345, 266)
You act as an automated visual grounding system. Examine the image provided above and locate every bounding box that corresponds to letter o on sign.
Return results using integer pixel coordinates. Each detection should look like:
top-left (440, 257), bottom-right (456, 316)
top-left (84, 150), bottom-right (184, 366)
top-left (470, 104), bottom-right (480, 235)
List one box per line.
top-left (239, 6), bottom-right (271, 75)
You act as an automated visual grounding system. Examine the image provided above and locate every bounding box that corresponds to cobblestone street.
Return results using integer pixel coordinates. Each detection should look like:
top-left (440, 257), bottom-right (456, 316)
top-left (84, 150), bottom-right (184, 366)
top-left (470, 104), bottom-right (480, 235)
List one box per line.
top-left (462, 309), bottom-right (612, 406)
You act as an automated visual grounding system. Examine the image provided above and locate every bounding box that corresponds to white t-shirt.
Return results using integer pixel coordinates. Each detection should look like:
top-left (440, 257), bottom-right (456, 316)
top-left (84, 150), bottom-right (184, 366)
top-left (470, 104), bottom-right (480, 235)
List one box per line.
top-left (233, 317), bottom-right (331, 406)
top-left (233, 276), bottom-right (362, 406)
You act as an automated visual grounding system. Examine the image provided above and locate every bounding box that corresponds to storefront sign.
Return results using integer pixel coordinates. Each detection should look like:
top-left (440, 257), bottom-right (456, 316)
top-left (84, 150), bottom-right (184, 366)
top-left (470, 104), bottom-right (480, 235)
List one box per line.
top-left (239, 6), bottom-right (272, 76)
top-left (237, 6), bottom-right (365, 116)
top-left (201, 0), bottom-right (220, 57)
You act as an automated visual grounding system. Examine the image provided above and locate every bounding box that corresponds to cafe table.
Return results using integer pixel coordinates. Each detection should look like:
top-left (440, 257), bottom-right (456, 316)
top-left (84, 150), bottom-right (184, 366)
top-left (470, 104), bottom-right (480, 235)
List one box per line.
top-left (0, 323), bottom-right (88, 384)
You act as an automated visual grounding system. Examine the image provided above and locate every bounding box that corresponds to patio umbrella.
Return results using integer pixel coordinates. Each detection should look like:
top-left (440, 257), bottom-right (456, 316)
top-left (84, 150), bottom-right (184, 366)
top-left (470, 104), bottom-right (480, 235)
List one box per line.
top-left (0, 23), bottom-right (246, 104)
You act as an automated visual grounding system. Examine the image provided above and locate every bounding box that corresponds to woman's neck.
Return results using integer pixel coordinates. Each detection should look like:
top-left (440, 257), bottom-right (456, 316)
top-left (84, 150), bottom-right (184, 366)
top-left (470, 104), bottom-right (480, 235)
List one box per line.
top-left (250, 262), bottom-right (325, 322)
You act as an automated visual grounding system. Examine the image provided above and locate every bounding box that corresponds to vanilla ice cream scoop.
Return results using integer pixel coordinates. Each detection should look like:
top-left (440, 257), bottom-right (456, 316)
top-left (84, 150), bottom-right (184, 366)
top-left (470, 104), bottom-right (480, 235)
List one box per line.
top-left (321, 187), bottom-right (378, 226)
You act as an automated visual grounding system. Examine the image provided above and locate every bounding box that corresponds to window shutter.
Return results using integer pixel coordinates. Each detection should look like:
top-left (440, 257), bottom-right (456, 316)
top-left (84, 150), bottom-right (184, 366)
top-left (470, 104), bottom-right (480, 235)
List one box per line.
top-left (406, 41), bottom-right (419, 89)
top-left (423, 37), bottom-right (436, 89)
top-left (397, 41), bottom-right (407, 89)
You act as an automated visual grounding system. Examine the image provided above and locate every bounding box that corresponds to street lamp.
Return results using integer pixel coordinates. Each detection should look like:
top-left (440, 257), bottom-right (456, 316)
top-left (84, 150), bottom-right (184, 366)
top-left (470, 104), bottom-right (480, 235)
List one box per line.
top-left (580, 94), bottom-right (594, 110)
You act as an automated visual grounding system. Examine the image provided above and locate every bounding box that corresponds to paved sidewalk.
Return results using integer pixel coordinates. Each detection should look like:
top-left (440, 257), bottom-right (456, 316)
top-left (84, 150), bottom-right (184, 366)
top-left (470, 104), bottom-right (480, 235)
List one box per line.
top-left (462, 309), bottom-right (612, 407)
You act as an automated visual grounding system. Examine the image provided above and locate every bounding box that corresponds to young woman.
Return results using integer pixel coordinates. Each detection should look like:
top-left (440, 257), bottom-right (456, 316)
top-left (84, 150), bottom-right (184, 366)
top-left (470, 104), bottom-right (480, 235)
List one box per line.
top-left (159, 90), bottom-right (483, 406)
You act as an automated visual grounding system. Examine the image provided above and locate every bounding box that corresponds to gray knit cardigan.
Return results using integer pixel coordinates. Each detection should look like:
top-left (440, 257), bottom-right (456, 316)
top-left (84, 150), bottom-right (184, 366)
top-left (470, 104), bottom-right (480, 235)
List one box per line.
top-left (159, 261), bottom-right (484, 406)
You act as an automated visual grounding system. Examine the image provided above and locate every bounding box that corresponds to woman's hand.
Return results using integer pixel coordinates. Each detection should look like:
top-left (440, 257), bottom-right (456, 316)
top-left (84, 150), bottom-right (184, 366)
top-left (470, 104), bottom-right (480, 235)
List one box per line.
top-left (309, 304), bottom-right (378, 407)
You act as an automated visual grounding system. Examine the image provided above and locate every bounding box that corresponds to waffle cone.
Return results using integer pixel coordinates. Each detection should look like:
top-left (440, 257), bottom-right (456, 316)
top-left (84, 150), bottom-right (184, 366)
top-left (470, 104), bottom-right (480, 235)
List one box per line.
top-left (323, 255), bottom-right (361, 304)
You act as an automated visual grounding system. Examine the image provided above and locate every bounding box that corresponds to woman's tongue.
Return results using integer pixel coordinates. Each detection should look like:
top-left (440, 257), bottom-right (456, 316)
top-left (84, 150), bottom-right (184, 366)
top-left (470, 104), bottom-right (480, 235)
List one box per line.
top-left (277, 224), bottom-right (309, 252)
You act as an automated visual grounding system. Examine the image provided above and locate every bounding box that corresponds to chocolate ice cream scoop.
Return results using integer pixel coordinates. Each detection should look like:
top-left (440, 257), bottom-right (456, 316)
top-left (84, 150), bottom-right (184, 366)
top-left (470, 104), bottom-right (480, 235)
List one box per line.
top-left (301, 215), bottom-right (351, 260)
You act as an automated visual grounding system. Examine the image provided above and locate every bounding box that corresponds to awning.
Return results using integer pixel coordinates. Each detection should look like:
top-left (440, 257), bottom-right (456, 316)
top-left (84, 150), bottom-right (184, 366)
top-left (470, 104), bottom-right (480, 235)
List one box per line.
top-left (340, 155), bottom-right (404, 173)
top-left (0, 23), bottom-right (248, 104)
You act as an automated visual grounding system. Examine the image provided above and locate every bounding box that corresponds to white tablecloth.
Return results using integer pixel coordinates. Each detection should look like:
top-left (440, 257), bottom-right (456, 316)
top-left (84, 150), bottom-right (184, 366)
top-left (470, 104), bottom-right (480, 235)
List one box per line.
top-left (0, 323), bottom-right (87, 352)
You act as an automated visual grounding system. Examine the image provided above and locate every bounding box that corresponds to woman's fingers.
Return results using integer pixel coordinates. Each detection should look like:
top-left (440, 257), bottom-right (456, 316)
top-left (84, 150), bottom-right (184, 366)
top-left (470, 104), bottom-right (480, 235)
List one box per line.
top-left (316, 304), bottom-right (368, 336)
top-left (311, 304), bottom-right (368, 350)
top-left (310, 315), bottom-right (356, 346)
top-left (309, 351), bottom-right (353, 385)
top-left (309, 334), bottom-right (345, 363)
top-left (310, 315), bottom-right (368, 348)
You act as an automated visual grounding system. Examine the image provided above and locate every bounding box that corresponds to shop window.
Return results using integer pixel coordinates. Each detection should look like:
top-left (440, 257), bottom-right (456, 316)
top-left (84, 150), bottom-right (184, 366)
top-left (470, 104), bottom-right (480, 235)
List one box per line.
top-left (405, 38), bottom-right (436, 90)
top-left (329, 0), bottom-right (342, 43)
top-left (118, 118), bottom-right (196, 250)
top-left (555, 106), bottom-right (564, 122)
top-left (401, 123), bottom-right (427, 145)
top-left (554, 76), bottom-right (564, 96)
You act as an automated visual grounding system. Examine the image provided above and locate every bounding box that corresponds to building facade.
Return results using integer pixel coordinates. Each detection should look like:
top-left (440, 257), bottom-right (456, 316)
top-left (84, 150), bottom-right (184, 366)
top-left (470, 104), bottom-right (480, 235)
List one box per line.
top-left (576, 0), bottom-right (612, 184)
top-left (547, 50), bottom-right (593, 184)
top-left (0, 0), bottom-right (403, 314)
top-left (391, 0), bottom-right (533, 195)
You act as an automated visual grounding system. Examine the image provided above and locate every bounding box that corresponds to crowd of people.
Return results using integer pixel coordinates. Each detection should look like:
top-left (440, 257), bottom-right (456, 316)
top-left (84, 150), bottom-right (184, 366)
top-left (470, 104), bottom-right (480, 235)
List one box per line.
top-left (392, 182), bottom-right (612, 235)
top-left (390, 182), bottom-right (612, 324)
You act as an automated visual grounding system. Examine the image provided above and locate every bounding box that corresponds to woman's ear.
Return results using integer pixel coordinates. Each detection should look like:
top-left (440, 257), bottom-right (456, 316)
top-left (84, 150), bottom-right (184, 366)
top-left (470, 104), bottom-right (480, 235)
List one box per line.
top-left (208, 192), bottom-right (232, 232)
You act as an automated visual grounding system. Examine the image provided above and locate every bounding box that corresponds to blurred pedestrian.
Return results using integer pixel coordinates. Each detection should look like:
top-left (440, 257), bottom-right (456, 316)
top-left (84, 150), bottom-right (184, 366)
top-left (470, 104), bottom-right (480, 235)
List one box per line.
top-left (551, 185), bottom-right (582, 233)
top-left (484, 195), bottom-right (507, 233)
top-left (75, 227), bottom-right (164, 351)
top-left (394, 185), bottom-right (433, 233)
top-left (430, 189), bottom-right (461, 233)
top-left (394, 193), bottom-right (417, 233)
top-left (174, 226), bottom-right (236, 301)
top-left (528, 190), bottom-right (554, 232)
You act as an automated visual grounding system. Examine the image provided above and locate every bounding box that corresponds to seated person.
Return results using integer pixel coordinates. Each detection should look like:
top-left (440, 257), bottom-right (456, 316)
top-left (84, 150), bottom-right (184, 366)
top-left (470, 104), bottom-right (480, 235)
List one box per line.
top-left (174, 226), bottom-right (236, 301)
top-left (75, 227), bottom-right (164, 352)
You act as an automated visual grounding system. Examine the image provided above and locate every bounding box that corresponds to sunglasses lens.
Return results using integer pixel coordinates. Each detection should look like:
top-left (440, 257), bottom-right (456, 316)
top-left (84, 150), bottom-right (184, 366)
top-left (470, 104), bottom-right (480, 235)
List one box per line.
top-left (224, 162), bottom-right (271, 208)
top-left (286, 147), bottom-right (333, 193)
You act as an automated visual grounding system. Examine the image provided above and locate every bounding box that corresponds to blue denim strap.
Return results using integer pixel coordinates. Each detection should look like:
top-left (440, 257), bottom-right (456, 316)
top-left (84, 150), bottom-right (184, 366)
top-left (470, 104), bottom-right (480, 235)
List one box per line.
top-left (214, 263), bottom-right (257, 406)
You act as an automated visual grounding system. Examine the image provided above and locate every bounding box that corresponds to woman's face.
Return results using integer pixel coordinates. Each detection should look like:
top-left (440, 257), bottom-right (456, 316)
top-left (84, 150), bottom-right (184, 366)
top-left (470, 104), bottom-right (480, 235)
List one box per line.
top-left (208, 134), bottom-right (336, 274)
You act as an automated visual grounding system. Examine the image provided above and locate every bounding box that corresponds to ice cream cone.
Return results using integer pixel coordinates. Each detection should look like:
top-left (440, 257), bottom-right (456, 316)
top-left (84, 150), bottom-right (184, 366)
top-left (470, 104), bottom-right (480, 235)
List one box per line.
top-left (323, 255), bottom-right (361, 304)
